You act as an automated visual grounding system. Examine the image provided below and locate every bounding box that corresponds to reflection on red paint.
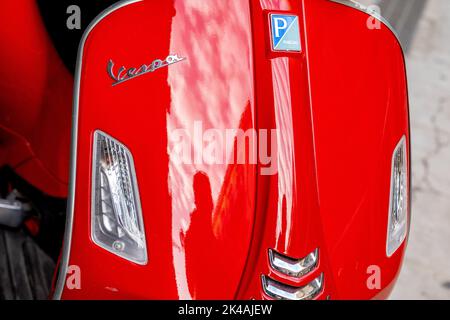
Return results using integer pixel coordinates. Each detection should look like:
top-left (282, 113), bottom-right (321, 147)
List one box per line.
top-left (184, 172), bottom-right (215, 299)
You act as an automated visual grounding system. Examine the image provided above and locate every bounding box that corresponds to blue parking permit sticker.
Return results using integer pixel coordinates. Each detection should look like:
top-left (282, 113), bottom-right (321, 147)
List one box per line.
top-left (270, 14), bottom-right (301, 52)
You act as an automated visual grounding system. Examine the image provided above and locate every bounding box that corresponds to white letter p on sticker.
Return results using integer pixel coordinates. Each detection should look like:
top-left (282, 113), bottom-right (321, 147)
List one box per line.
top-left (274, 18), bottom-right (288, 37)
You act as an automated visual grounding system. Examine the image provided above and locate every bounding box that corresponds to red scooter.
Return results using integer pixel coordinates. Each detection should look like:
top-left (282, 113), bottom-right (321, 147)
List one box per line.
top-left (0, 0), bottom-right (410, 300)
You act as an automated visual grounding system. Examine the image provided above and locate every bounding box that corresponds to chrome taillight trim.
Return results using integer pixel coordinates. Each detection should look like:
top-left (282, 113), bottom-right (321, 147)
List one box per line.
top-left (52, 0), bottom-right (144, 300)
top-left (261, 274), bottom-right (324, 300)
top-left (268, 249), bottom-right (319, 278)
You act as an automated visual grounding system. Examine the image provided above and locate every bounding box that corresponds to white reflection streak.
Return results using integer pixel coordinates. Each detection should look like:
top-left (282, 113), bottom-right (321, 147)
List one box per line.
top-left (167, 0), bottom-right (253, 299)
top-left (259, 0), bottom-right (292, 11)
top-left (271, 58), bottom-right (295, 251)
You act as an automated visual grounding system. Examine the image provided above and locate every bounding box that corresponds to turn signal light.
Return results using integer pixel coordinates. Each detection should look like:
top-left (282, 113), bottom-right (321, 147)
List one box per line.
top-left (91, 131), bottom-right (147, 264)
top-left (387, 136), bottom-right (409, 257)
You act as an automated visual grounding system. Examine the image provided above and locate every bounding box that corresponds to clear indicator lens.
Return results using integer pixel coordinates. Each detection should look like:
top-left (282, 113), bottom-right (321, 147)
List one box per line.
top-left (387, 136), bottom-right (408, 257)
top-left (92, 131), bottom-right (147, 264)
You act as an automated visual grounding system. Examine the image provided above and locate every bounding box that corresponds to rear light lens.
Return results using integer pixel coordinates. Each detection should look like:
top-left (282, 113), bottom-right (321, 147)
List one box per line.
top-left (386, 136), bottom-right (408, 257)
top-left (92, 131), bottom-right (147, 264)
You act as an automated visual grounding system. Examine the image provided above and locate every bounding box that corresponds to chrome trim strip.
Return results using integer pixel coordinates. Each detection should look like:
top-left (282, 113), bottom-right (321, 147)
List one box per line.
top-left (53, 0), bottom-right (143, 300)
top-left (329, 0), bottom-right (405, 53)
top-left (268, 249), bottom-right (319, 278)
top-left (261, 274), bottom-right (324, 300)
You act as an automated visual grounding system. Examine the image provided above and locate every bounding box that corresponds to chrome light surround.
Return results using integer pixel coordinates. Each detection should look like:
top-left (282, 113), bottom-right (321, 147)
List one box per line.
top-left (91, 131), bottom-right (147, 264)
top-left (386, 136), bottom-right (408, 257)
top-left (261, 274), bottom-right (324, 300)
top-left (269, 249), bottom-right (319, 278)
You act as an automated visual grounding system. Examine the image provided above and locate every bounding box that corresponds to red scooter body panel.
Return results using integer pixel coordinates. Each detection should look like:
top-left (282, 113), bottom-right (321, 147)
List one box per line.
top-left (0, 1), bottom-right (72, 197)
top-left (305, 1), bottom-right (410, 299)
top-left (52, 0), bottom-right (410, 300)
top-left (61, 0), bottom-right (256, 299)
top-left (238, 0), bottom-right (410, 300)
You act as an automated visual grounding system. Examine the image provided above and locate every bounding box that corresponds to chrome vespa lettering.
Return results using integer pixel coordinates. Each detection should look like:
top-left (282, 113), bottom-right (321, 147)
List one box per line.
top-left (107, 54), bottom-right (185, 86)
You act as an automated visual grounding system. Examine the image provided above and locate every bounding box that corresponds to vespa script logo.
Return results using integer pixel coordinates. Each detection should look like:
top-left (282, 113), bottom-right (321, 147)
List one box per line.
top-left (107, 54), bottom-right (185, 86)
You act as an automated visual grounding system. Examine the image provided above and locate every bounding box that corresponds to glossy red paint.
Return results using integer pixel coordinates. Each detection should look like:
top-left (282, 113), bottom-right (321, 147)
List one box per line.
top-left (48, 0), bottom-right (408, 300)
top-left (0, 1), bottom-right (72, 197)
top-left (237, 0), bottom-right (410, 300)
top-left (60, 0), bottom-right (256, 299)
top-left (305, 1), bottom-right (410, 299)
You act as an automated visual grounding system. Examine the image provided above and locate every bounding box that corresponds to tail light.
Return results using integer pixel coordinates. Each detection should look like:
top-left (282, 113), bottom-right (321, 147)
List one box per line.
top-left (91, 131), bottom-right (148, 264)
